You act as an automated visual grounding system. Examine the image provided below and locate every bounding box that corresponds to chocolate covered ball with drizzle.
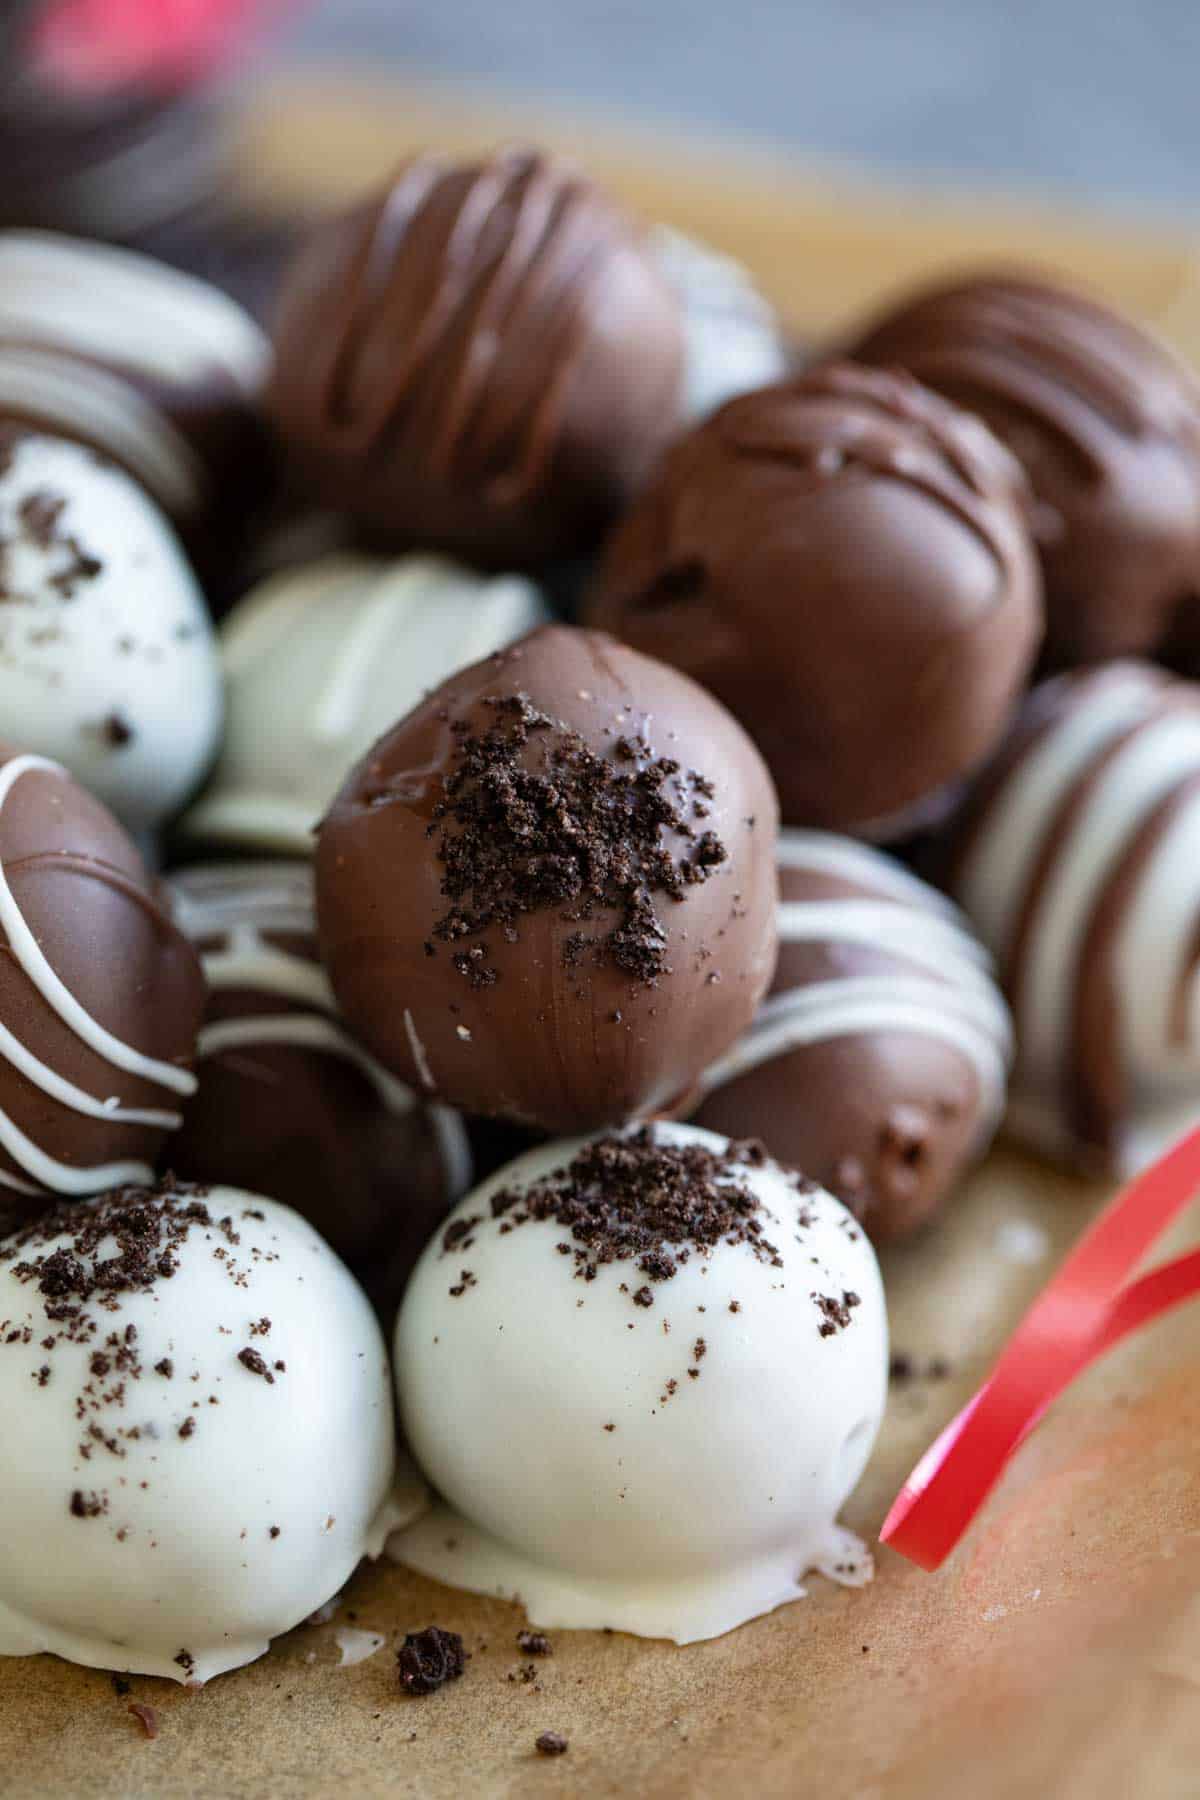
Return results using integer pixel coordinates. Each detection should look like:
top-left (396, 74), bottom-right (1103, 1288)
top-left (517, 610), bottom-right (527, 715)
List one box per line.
top-left (268, 147), bottom-right (685, 568)
top-left (690, 831), bottom-right (1012, 1240)
top-left (588, 363), bottom-right (1043, 834)
top-left (944, 660), bottom-right (1200, 1175)
top-left (849, 271), bottom-right (1200, 669)
top-left (167, 862), bottom-right (472, 1291)
top-left (0, 231), bottom-right (271, 570)
top-left (316, 624), bottom-right (779, 1134)
top-left (0, 749), bottom-right (203, 1204)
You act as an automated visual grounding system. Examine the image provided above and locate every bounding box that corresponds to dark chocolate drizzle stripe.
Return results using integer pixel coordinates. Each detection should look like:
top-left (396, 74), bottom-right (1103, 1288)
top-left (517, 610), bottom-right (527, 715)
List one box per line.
top-left (320, 150), bottom-right (637, 500)
top-left (717, 363), bottom-right (1026, 581)
top-left (857, 277), bottom-right (1200, 448)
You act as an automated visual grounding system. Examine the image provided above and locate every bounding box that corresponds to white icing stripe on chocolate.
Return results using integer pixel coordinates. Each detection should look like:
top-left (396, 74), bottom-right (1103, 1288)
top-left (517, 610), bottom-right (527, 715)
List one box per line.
top-left (0, 348), bottom-right (203, 517)
top-left (954, 666), bottom-right (1156, 963)
top-left (777, 828), bottom-right (964, 918)
top-left (0, 1016), bottom-right (180, 1130)
top-left (777, 898), bottom-right (995, 984)
top-left (1017, 709), bottom-right (1200, 1080)
top-left (701, 837), bottom-right (1011, 1134)
top-left (0, 1097), bottom-right (154, 1196)
top-left (0, 1165), bottom-right (44, 1199)
top-left (0, 755), bottom-right (196, 1097)
top-left (197, 1014), bottom-right (417, 1114)
top-left (0, 233), bottom-right (270, 391)
top-left (202, 936), bottom-right (336, 1013)
top-left (169, 862), bottom-right (316, 940)
top-left (697, 977), bottom-right (1010, 1126)
top-left (173, 865), bottom-right (426, 1119)
top-left (1116, 793), bottom-right (1200, 1084)
top-left (429, 1105), bottom-right (474, 1201)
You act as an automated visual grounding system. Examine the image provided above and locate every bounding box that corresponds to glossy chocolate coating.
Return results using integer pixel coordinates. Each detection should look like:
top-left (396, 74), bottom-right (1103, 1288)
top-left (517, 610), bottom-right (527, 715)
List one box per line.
top-left (167, 862), bottom-right (470, 1294)
top-left (588, 362), bottom-right (1043, 834)
top-left (943, 660), bottom-right (1200, 1176)
top-left (268, 148), bottom-right (685, 569)
top-left (0, 748), bottom-right (204, 1203)
top-left (690, 832), bottom-right (1011, 1240)
top-left (848, 272), bottom-right (1200, 669)
top-left (315, 624), bottom-right (779, 1133)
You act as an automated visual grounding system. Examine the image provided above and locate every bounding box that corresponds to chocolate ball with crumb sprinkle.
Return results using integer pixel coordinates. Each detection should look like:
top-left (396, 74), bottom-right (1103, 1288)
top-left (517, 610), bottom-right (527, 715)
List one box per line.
top-left (315, 624), bottom-right (779, 1134)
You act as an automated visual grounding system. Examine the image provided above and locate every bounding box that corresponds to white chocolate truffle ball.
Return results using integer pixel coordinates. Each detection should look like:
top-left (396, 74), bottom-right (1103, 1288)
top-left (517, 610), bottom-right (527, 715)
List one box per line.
top-left (180, 553), bottom-right (549, 857)
top-left (651, 226), bottom-right (791, 422)
top-left (0, 431), bottom-right (223, 834)
top-left (0, 1184), bottom-right (403, 1683)
top-left (392, 1123), bottom-right (887, 1643)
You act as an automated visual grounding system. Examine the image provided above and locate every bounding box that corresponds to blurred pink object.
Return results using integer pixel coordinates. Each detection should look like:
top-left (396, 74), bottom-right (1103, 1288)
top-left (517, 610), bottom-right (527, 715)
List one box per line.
top-left (27, 0), bottom-right (304, 93)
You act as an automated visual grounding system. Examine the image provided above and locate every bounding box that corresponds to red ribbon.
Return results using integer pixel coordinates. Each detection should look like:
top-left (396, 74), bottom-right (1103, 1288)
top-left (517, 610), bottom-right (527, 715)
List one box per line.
top-left (881, 1125), bottom-right (1200, 1570)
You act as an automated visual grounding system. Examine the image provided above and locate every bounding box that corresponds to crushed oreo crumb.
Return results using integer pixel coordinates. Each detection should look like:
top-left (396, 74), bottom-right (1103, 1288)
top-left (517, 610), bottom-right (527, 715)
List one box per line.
top-left (237, 1347), bottom-right (275, 1383)
top-left (812, 1290), bottom-right (861, 1339)
top-left (536, 1731), bottom-right (569, 1757)
top-left (397, 1626), bottom-right (466, 1696)
top-left (483, 1129), bottom-right (783, 1302)
top-left (517, 1630), bottom-right (552, 1657)
top-left (407, 691), bottom-right (727, 985)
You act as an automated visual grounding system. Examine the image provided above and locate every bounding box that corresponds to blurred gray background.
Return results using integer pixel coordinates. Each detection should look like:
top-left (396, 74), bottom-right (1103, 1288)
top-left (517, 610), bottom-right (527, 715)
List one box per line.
top-left (283, 0), bottom-right (1200, 211)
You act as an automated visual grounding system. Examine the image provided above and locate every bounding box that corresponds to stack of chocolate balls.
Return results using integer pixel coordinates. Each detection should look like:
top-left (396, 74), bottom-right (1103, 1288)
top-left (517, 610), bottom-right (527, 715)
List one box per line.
top-left (1, 132), bottom-right (1199, 1682)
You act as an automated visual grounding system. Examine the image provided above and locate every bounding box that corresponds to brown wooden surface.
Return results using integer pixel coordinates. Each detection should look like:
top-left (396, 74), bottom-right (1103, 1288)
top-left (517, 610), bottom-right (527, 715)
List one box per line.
top-left (4, 73), bottom-right (1200, 1798)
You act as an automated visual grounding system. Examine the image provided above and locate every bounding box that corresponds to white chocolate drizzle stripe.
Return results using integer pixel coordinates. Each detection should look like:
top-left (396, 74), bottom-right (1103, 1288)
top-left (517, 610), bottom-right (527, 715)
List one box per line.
top-left (777, 898), bottom-right (995, 983)
top-left (776, 829), bottom-right (965, 918)
top-left (0, 348), bottom-right (203, 518)
top-left (0, 754), bottom-right (196, 1096)
top-left (0, 1014), bottom-right (180, 1129)
top-left (429, 1105), bottom-right (474, 1201)
top-left (697, 979), bottom-right (1010, 1126)
top-left (197, 1014), bottom-right (417, 1115)
top-left (0, 1165), bottom-right (43, 1198)
top-left (0, 1093), bottom-right (155, 1194)
top-left (202, 940), bottom-right (337, 1012)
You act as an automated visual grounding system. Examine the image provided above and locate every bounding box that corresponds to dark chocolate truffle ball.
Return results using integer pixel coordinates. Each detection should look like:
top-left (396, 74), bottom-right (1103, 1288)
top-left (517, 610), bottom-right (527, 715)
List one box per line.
top-left (167, 862), bottom-right (471, 1291)
top-left (0, 748), bottom-right (204, 1204)
top-left (690, 831), bottom-right (1011, 1240)
top-left (587, 363), bottom-right (1043, 835)
top-left (848, 272), bottom-right (1200, 669)
top-left (943, 660), bottom-right (1200, 1177)
top-left (268, 147), bottom-right (685, 569)
top-left (315, 624), bottom-right (779, 1133)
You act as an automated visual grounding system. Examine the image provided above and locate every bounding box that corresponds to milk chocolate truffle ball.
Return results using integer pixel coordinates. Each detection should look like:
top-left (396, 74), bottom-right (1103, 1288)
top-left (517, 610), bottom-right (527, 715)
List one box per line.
top-left (0, 431), bottom-right (223, 836)
top-left (0, 749), bottom-right (204, 1203)
top-left (269, 148), bottom-right (685, 569)
top-left (316, 625), bottom-right (779, 1133)
top-left (944, 661), bottom-right (1200, 1176)
top-left (0, 231), bottom-right (271, 564)
top-left (168, 862), bottom-right (472, 1286)
top-left (690, 831), bottom-right (1012, 1240)
top-left (588, 363), bottom-right (1043, 834)
top-left (849, 272), bottom-right (1200, 669)
top-left (392, 1123), bottom-right (886, 1642)
top-left (179, 553), bottom-right (547, 858)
